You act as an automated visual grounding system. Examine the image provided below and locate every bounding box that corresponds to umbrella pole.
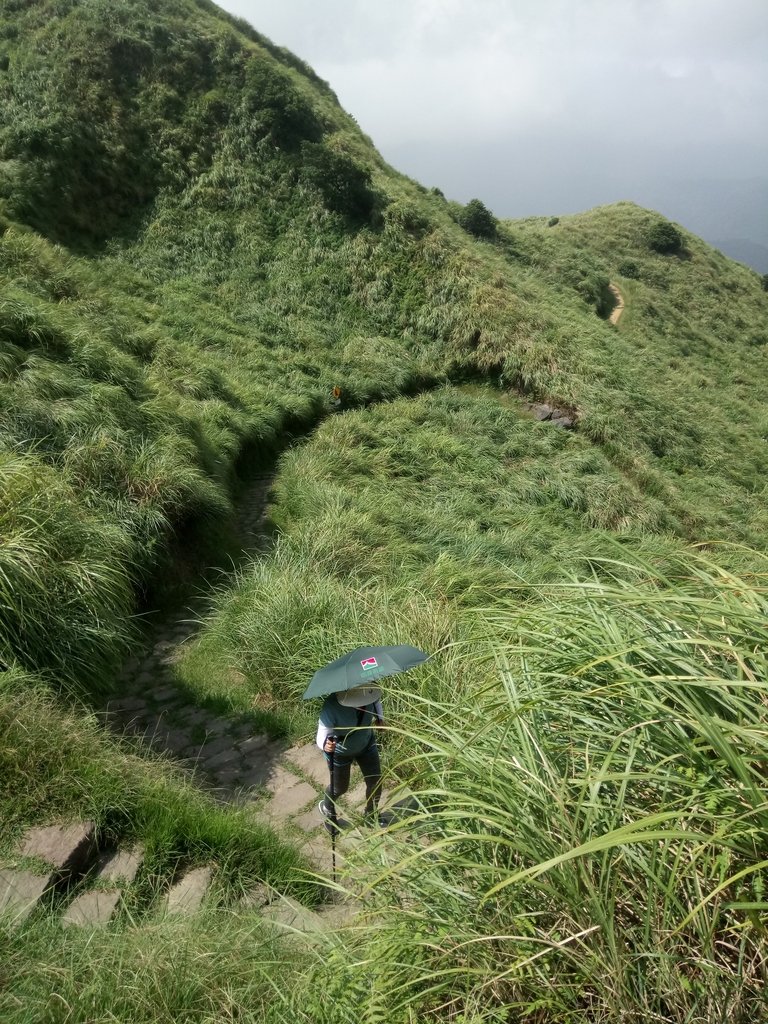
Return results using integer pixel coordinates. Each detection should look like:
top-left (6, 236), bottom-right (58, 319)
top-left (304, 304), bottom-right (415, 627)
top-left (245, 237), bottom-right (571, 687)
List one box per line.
top-left (328, 734), bottom-right (338, 884)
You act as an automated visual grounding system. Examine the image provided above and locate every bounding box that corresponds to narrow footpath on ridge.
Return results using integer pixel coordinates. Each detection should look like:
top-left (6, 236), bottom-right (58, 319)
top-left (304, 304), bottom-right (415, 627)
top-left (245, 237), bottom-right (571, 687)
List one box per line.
top-left (97, 462), bottom-right (381, 923)
top-left (4, 360), bottom-right (622, 928)
top-left (92, 367), bottom-right (608, 920)
top-left (608, 283), bottom-right (625, 325)
top-left (2, 458), bottom-right (374, 930)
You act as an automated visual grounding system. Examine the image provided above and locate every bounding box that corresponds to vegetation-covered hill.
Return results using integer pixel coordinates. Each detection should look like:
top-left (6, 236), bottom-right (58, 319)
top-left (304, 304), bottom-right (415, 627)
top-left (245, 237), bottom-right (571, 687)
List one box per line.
top-left (1, 1), bottom-right (767, 1021)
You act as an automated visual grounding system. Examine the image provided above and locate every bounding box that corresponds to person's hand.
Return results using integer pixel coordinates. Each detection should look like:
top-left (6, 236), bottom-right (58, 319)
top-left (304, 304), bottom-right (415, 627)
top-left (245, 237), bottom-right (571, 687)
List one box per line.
top-left (323, 736), bottom-right (337, 753)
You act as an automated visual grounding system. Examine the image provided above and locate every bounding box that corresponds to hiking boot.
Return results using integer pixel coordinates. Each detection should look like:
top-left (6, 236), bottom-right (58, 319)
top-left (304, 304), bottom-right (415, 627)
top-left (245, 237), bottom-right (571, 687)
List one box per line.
top-left (319, 801), bottom-right (343, 835)
top-left (363, 810), bottom-right (393, 828)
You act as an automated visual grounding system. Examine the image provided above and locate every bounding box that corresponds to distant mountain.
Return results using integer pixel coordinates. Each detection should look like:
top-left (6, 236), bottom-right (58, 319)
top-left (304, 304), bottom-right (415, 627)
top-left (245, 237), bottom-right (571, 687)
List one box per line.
top-left (709, 238), bottom-right (768, 273)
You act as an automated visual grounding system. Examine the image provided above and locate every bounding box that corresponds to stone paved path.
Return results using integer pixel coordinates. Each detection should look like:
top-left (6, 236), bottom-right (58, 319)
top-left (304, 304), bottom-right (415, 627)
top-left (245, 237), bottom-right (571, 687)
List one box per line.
top-left (100, 471), bottom-right (376, 881)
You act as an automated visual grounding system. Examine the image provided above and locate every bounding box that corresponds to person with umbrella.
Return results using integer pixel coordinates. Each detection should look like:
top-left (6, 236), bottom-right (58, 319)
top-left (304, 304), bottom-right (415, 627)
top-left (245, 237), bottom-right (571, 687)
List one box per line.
top-left (303, 645), bottom-right (430, 830)
top-left (316, 684), bottom-right (384, 824)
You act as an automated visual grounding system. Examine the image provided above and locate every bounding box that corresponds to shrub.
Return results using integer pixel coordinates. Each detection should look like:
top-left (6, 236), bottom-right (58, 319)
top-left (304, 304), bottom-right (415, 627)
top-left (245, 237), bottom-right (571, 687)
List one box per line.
top-left (761, 273), bottom-right (768, 292)
top-left (241, 58), bottom-right (322, 149)
top-left (384, 201), bottom-right (430, 236)
top-left (577, 273), bottom-right (614, 317)
top-left (457, 198), bottom-right (497, 239)
top-left (547, 215), bottom-right (559, 227)
top-left (647, 219), bottom-right (683, 254)
top-left (618, 258), bottom-right (640, 278)
top-left (300, 142), bottom-right (378, 221)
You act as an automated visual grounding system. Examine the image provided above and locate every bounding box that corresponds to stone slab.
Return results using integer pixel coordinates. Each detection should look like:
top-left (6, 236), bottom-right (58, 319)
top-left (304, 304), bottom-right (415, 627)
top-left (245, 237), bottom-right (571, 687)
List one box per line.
top-left (228, 722), bottom-right (254, 740)
top-left (240, 883), bottom-right (270, 909)
top-left (262, 896), bottom-right (323, 933)
top-left (164, 866), bottom-right (213, 915)
top-left (0, 869), bottom-right (51, 922)
top-left (316, 901), bottom-right (359, 928)
top-left (178, 708), bottom-right (213, 726)
top-left (100, 846), bottom-right (144, 885)
top-left (285, 742), bottom-right (330, 787)
top-left (152, 686), bottom-right (181, 703)
top-left (292, 807), bottom-right (325, 834)
top-left (237, 735), bottom-right (271, 755)
top-left (199, 718), bottom-right (231, 737)
top-left (344, 783), bottom-right (367, 810)
top-left (197, 735), bottom-right (234, 758)
top-left (201, 747), bottom-right (242, 770)
top-left (238, 764), bottom-right (272, 789)
top-left (108, 698), bottom-right (147, 714)
top-left (208, 769), bottom-right (243, 789)
top-left (258, 740), bottom-right (287, 764)
top-left (163, 730), bottom-right (195, 755)
top-left (529, 402), bottom-right (554, 421)
top-left (18, 821), bottom-right (96, 870)
top-left (263, 764), bottom-right (302, 795)
top-left (116, 713), bottom-right (150, 732)
top-left (62, 889), bottom-right (121, 928)
top-left (179, 746), bottom-right (205, 762)
top-left (262, 781), bottom-right (317, 820)
top-left (297, 836), bottom-right (335, 875)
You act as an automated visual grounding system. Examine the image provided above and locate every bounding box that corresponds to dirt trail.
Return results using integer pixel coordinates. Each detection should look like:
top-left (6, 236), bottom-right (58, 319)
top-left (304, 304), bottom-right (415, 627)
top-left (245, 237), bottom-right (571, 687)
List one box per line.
top-left (608, 283), bottom-right (625, 325)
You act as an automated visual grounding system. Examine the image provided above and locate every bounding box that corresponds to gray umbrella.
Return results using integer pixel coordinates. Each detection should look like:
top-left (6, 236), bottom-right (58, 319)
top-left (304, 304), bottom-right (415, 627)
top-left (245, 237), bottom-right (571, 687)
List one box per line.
top-left (302, 644), bottom-right (430, 700)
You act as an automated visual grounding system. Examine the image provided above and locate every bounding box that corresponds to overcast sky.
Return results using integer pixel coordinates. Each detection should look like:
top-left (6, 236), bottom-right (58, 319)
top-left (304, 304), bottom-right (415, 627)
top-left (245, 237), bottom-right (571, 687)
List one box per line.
top-left (217, 0), bottom-right (768, 253)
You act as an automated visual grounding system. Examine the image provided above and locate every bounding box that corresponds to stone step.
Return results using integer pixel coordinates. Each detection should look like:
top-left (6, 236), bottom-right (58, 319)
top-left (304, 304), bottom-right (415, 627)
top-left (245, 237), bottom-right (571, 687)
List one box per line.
top-left (262, 896), bottom-right (356, 936)
top-left (62, 845), bottom-right (144, 928)
top-left (1, 821), bottom-right (96, 924)
top-left (162, 866), bottom-right (213, 916)
top-left (259, 768), bottom-right (317, 821)
top-left (0, 869), bottom-right (53, 924)
top-left (18, 821), bottom-right (96, 871)
top-left (284, 741), bottom-right (330, 788)
top-left (261, 895), bottom-right (325, 932)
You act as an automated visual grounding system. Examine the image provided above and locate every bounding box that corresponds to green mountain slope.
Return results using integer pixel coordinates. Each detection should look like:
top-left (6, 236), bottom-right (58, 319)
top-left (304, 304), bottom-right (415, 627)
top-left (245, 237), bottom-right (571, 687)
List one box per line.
top-left (1, 2), bottom-right (767, 1021)
top-left (2, 0), bottom-right (765, 688)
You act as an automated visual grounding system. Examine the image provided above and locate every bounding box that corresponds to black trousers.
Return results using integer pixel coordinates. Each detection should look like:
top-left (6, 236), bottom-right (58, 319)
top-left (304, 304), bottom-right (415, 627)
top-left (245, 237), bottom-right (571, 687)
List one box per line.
top-left (323, 740), bottom-right (382, 816)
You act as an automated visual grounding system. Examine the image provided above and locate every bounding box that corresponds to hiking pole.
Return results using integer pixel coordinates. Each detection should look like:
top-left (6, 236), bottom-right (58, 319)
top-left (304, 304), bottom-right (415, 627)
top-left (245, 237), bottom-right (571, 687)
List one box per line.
top-left (326, 732), bottom-right (338, 884)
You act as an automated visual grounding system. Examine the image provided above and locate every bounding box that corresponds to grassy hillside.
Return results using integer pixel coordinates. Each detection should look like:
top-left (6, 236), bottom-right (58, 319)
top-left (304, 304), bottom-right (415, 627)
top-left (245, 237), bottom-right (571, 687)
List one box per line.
top-left (1, 1), bottom-right (767, 1021)
top-left (2, 0), bottom-right (766, 691)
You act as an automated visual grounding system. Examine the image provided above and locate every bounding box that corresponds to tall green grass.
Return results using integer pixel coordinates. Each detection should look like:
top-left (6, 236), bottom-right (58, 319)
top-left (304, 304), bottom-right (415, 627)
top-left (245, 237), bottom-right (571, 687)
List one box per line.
top-left (175, 388), bottom-right (763, 739)
top-left (1, 4), bottom-right (768, 1019)
top-left (0, 911), bottom-right (304, 1024)
top-left (2, 7), bottom-right (767, 698)
top-left (309, 551), bottom-right (768, 1023)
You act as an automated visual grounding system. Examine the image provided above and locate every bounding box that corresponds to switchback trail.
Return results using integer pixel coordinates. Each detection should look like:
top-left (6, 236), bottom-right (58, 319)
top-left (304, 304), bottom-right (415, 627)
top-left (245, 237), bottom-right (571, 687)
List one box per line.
top-left (98, 399), bottom-right (419, 912)
top-left (98, 374), bottom-right (566, 914)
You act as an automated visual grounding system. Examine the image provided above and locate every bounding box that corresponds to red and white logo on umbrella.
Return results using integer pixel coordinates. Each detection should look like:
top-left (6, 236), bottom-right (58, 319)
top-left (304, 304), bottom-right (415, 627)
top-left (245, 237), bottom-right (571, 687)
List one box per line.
top-left (360, 657), bottom-right (378, 671)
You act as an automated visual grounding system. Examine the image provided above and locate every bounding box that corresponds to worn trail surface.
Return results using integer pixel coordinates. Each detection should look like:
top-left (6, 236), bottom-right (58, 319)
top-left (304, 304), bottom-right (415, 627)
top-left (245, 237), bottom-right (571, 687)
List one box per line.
top-left (608, 283), bottom-right (626, 324)
top-left (100, 470), bottom-right (375, 891)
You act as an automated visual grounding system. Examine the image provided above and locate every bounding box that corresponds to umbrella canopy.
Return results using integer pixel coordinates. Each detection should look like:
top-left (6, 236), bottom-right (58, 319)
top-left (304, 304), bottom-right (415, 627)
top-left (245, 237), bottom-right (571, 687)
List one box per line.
top-left (302, 644), bottom-right (430, 700)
